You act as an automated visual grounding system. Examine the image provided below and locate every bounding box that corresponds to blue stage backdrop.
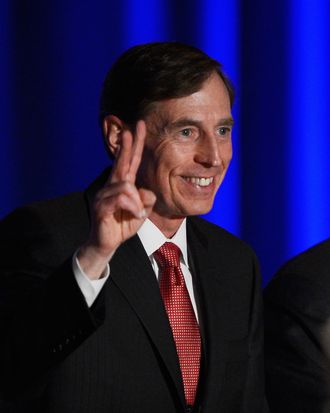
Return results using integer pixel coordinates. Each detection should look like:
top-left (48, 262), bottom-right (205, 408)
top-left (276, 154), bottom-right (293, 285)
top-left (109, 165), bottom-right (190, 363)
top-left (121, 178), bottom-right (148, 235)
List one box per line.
top-left (1, 0), bottom-right (330, 285)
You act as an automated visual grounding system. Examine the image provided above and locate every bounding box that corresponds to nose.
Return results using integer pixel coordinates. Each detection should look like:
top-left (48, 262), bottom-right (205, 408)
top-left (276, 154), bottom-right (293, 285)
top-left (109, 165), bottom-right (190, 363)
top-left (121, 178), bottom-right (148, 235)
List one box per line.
top-left (194, 134), bottom-right (222, 167)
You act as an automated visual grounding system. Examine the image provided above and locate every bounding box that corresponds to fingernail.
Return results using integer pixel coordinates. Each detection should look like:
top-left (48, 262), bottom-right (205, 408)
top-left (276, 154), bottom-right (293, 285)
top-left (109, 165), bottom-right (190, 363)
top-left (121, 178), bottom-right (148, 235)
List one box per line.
top-left (139, 209), bottom-right (146, 219)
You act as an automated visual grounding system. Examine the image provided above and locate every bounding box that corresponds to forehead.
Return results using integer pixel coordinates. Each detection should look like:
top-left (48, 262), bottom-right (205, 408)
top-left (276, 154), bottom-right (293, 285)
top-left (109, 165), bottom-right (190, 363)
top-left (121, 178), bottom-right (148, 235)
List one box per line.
top-left (150, 73), bottom-right (232, 124)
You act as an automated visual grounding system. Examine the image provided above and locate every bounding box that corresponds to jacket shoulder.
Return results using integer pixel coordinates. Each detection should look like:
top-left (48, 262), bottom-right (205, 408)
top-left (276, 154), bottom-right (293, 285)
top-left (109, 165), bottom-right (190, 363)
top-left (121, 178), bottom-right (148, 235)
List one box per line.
top-left (189, 216), bottom-right (256, 257)
top-left (1, 191), bottom-right (87, 230)
top-left (278, 239), bottom-right (330, 278)
top-left (0, 192), bottom-right (89, 271)
top-left (265, 239), bottom-right (330, 310)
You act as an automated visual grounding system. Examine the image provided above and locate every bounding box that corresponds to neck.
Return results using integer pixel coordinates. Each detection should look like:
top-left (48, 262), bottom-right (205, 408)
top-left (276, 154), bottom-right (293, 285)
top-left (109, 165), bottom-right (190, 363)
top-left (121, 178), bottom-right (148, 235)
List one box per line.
top-left (148, 211), bottom-right (185, 238)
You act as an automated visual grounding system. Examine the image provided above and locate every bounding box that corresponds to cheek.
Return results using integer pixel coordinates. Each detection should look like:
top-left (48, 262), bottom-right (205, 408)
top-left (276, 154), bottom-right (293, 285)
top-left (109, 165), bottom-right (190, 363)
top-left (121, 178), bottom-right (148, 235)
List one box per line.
top-left (227, 148), bottom-right (233, 164)
top-left (221, 142), bottom-right (233, 165)
top-left (156, 146), bottom-right (186, 175)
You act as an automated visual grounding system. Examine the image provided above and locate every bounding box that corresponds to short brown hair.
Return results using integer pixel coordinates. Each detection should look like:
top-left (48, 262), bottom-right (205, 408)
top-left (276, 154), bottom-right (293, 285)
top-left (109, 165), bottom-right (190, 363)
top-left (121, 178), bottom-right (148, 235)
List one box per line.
top-left (99, 42), bottom-right (234, 126)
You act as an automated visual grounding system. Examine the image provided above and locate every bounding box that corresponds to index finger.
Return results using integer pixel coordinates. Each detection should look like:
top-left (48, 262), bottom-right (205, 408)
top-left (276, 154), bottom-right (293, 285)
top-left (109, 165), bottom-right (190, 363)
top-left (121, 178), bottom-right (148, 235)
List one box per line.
top-left (109, 128), bottom-right (133, 184)
top-left (126, 120), bottom-right (146, 183)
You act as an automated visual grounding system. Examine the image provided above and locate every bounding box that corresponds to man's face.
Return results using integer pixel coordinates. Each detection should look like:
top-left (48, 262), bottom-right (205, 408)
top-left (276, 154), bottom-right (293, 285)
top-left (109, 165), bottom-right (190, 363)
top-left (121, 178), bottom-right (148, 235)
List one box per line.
top-left (136, 72), bottom-right (233, 222)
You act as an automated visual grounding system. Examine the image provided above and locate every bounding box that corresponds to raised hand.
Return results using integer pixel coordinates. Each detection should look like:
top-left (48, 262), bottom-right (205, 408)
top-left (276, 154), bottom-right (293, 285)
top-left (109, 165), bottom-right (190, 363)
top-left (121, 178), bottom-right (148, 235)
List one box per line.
top-left (77, 120), bottom-right (156, 279)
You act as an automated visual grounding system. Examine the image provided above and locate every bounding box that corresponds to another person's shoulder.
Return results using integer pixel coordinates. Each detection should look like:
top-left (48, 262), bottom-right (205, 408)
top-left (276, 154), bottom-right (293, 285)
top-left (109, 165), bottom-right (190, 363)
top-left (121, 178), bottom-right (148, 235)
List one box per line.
top-left (268, 238), bottom-right (330, 285)
top-left (265, 238), bottom-right (330, 310)
top-left (277, 238), bottom-right (330, 279)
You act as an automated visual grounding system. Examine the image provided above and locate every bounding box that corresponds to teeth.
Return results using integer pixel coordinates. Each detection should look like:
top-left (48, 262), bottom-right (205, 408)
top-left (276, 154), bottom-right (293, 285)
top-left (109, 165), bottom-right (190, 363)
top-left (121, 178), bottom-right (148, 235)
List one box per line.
top-left (185, 177), bottom-right (214, 187)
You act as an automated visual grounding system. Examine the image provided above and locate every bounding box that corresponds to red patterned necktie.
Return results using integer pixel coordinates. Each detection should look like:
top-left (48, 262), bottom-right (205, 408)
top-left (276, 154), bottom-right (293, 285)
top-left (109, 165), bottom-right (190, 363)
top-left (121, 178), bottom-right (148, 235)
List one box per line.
top-left (154, 242), bottom-right (201, 406)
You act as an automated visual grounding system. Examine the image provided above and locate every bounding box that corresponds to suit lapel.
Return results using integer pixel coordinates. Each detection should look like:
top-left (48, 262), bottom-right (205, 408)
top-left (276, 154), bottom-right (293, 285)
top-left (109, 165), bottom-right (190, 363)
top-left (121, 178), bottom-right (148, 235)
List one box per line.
top-left (109, 235), bottom-right (186, 408)
top-left (187, 218), bottom-right (228, 405)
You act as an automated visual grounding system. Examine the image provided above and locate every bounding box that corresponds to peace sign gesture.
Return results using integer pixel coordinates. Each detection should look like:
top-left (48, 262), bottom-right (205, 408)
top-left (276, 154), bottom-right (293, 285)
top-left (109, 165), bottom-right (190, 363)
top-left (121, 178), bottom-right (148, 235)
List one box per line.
top-left (77, 120), bottom-right (156, 279)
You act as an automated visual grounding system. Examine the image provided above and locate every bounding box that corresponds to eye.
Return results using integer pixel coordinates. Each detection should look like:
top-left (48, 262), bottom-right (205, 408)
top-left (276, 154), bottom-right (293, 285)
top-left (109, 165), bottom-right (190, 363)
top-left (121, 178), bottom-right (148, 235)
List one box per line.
top-left (217, 126), bottom-right (231, 136)
top-left (179, 128), bottom-right (192, 137)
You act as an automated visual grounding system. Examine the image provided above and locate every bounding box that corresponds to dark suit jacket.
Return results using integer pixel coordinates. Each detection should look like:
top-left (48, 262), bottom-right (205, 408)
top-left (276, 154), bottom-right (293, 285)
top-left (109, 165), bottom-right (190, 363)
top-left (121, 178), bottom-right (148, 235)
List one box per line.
top-left (264, 239), bottom-right (330, 413)
top-left (0, 170), bottom-right (266, 413)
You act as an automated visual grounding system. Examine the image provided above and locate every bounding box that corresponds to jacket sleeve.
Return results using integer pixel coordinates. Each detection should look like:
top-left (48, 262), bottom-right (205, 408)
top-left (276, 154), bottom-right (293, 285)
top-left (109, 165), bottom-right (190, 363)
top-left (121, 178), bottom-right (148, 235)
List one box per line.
top-left (0, 204), bottom-right (106, 399)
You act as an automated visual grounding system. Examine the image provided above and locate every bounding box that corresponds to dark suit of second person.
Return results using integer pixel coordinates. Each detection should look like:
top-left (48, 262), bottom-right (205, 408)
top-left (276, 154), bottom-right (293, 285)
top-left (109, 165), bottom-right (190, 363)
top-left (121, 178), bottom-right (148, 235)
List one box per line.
top-left (265, 239), bottom-right (330, 413)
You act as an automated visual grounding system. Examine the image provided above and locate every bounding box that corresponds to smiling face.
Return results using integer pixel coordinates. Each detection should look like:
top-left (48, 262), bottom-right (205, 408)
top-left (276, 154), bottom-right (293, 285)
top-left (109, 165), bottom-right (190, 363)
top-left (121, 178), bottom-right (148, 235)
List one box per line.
top-left (136, 72), bottom-right (233, 233)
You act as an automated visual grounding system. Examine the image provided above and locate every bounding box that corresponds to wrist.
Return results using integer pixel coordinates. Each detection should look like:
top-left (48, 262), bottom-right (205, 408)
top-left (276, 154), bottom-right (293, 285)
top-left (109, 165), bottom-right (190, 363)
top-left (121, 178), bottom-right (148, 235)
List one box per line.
top-left (77, 244), bottom-right (115, 280)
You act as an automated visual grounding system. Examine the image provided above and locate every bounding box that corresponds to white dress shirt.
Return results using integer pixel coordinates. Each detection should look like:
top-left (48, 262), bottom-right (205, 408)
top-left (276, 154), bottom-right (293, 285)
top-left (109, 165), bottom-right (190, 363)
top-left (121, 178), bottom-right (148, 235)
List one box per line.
top-left (72, 250), bottom-right (109, 307)
top-left (73, 218), bottom-right (198, 321)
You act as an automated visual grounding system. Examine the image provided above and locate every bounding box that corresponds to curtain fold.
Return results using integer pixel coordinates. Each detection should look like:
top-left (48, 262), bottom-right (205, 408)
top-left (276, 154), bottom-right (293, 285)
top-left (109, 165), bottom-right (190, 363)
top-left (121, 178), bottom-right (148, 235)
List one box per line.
top-left (1, 0), bottom-right (330, 284)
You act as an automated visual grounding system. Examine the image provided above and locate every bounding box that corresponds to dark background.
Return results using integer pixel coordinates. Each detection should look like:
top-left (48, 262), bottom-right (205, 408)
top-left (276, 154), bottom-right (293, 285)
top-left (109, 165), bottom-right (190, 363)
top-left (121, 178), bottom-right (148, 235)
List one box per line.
top-left (1, 0), bottom-right (330, 285)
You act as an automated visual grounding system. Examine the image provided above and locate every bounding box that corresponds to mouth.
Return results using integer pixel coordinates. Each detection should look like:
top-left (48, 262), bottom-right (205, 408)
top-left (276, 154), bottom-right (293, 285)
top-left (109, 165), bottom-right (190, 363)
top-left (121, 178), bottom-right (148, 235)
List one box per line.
top-left (183, 176), bottom-right (214, 187)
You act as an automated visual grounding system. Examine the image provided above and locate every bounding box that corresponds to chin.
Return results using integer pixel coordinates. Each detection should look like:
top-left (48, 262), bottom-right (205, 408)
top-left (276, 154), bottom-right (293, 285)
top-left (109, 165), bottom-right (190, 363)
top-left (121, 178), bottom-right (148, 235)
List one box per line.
top-left (182, 203), bottom-right (214, 217)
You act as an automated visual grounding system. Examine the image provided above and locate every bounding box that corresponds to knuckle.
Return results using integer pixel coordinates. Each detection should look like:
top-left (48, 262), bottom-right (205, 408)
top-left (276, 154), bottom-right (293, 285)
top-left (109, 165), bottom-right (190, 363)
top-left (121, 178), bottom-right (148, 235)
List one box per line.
top-left (121, 181), bottom-right (134, 194)
top-left (117, 193), bottom-right (127, 206)
top-left (125, 172), bottom-right (133, 181)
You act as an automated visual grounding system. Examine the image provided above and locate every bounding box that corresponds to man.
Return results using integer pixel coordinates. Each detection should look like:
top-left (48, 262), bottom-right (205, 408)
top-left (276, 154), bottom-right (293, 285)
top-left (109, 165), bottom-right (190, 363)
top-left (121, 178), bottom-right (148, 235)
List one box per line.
top-left (0, 42), bottom-right (267, 412)
top-left (265, 239), bottom-right (330, 413)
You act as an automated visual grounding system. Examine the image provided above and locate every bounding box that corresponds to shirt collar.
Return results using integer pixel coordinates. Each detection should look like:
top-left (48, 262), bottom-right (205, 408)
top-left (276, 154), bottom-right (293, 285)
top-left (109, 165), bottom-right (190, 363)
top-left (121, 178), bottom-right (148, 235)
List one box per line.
top-left (137, 218), bottom-right (188, 266)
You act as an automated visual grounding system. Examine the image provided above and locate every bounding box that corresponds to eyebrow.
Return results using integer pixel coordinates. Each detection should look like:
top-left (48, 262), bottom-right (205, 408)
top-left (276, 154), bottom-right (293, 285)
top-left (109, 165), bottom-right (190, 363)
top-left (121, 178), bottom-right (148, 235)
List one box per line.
top-left (166, 117), bottom-right (235, 130)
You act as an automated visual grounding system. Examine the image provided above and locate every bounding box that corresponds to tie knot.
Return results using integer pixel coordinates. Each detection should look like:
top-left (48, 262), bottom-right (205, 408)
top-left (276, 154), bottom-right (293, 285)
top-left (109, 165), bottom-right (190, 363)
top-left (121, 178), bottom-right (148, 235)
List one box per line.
top-left (154, 242), bottom-right (181, 268)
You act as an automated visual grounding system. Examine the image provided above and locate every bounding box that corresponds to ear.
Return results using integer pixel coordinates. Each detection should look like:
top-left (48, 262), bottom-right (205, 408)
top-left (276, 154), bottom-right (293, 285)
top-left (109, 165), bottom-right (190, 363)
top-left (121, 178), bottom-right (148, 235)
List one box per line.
top-left (102, 115), bottom-right (124, 158)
